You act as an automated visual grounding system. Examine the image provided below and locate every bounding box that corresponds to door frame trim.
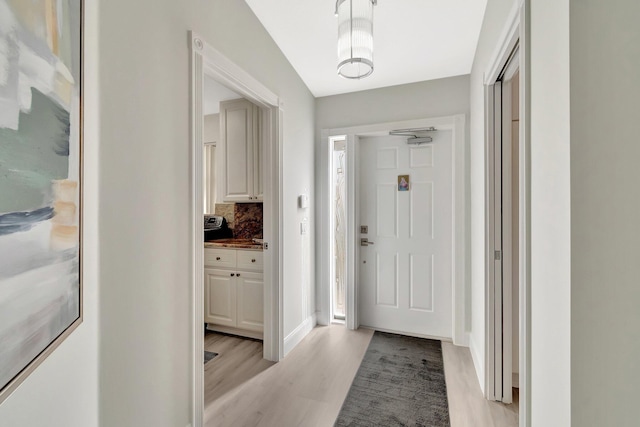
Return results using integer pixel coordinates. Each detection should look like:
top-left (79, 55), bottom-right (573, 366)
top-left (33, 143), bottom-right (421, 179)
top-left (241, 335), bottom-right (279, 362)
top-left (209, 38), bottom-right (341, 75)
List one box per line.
top-left (319, 115), bottom-right (467, 345)
top-left (482, 0), bottom-right (531, 425)
top-left (189, 31), bottom-right (284, 427)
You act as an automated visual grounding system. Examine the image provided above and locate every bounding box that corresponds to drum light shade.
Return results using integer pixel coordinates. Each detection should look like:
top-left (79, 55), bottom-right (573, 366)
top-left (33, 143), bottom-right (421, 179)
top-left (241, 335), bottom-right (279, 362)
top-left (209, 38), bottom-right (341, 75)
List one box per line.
top-left (336, 0), bottom-right (376, 79)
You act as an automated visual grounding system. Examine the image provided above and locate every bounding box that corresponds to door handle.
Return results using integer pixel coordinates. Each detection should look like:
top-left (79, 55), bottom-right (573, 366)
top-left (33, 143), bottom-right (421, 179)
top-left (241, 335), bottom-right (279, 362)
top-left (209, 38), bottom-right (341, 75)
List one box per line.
top-left (236, 273), bottom-right (241, 277)
top-left (230, 273), bottom-right (235, 277)
top-left (360, 238), bottom-right (375, 246)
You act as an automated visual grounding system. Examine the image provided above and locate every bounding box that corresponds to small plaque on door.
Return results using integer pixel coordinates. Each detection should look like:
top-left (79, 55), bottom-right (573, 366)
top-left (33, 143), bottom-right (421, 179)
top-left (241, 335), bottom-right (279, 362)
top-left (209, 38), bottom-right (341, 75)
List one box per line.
top-left (398, 175), bottom-right (410, 191)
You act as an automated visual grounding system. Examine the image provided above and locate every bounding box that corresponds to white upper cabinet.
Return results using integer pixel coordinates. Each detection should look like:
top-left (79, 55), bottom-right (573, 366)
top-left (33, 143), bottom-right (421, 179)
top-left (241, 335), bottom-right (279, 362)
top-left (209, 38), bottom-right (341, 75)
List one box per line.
top-left (219, 98), bottom-right (262, 202)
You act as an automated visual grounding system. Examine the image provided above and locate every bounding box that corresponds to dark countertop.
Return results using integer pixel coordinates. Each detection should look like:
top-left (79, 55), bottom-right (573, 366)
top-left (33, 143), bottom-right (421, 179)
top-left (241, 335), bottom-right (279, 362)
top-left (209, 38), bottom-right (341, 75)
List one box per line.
top-left (204, 238), bottom-right (263, 251)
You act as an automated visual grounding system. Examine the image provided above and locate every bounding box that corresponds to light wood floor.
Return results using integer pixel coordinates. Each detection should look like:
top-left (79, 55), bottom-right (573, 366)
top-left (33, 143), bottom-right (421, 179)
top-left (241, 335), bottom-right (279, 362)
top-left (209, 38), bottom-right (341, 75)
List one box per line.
top-left (204, 325), bottom-right (518, 427)
top-left (442, 342), bottom-right (519, 426)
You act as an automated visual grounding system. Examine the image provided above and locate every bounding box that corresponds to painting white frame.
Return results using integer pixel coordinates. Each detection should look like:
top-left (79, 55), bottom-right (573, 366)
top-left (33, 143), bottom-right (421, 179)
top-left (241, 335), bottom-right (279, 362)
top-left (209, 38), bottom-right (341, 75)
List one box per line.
top-left (0, 0), bottom-right (84, 406)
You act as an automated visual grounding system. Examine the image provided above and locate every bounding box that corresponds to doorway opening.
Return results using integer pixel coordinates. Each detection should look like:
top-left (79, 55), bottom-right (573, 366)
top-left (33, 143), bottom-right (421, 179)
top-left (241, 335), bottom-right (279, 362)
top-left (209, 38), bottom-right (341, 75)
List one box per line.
top-left (483, 4), bottom-right (530, 424)
top-left (190, 32), bottom-right (283, 427)
top-left (331, 139), bottom-right (347, 322)
top-left (486, 47), bottom-right (520, 406)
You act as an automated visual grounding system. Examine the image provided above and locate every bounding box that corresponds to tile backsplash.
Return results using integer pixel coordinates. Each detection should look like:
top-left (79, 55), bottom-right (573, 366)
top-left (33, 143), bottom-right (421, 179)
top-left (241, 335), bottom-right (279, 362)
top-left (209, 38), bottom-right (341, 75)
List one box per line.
top-left (215, 203), bottom-right (263, 239)
top-left (215, 203), bottom-right (235, 229)
top-left (234, 203), bottom-right (263, 239)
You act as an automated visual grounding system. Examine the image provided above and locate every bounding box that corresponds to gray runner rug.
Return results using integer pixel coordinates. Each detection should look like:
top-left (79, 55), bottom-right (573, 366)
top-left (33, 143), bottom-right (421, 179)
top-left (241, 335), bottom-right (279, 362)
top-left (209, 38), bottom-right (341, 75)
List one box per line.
top-left (204, 351), bottom-right (218, 364)
top-left (334, 331), bottom-right (450, 427)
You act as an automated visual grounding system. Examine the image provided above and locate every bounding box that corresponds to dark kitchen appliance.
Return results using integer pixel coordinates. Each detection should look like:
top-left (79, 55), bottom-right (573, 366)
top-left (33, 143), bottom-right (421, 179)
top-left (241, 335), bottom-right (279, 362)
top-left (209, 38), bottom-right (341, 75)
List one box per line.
top-left (204, 215), bottom-right (232, 241)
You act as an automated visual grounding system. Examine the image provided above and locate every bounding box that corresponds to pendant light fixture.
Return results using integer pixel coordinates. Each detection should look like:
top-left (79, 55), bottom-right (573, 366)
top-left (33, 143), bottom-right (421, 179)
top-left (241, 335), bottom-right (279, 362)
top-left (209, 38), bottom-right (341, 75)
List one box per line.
top-left (335, 0), bottom-right (377, 79)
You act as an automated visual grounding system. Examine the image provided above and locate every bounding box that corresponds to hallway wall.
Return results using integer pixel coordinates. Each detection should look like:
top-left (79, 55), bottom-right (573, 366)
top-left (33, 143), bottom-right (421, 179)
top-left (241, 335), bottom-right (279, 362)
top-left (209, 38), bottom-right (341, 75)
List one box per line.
top-left (316, 76), bottom-right (470, 130)
top-left (98, 1), bottom-right (315, 426)
top-left (570, 1), bottom-right (640, 425)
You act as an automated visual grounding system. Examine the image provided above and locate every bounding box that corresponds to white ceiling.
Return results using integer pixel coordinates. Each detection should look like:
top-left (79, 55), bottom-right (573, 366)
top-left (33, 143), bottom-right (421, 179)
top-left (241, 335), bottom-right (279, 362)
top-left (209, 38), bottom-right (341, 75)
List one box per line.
top-left (203, 75), bottom-right (242, 115)
top-left (245, 0), bottom-right (487, 98)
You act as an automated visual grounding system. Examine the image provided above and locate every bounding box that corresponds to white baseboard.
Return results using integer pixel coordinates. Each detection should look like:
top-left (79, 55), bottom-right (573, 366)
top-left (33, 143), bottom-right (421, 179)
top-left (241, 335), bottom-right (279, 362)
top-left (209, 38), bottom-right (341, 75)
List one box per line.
top-left (283, 313), bottom-right (317, 356)
top-left (454, 331), bottom-right (470, 348)
top-left (469, 334), bottom-right (485, 395)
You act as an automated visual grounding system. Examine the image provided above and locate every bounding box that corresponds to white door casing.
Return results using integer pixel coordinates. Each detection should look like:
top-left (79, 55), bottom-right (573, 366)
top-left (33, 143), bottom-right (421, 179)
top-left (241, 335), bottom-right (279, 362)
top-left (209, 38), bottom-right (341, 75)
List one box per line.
top-left (358, 133), bottom-right (453, 339)
top-left (482, 2), bottom-right (530, 423)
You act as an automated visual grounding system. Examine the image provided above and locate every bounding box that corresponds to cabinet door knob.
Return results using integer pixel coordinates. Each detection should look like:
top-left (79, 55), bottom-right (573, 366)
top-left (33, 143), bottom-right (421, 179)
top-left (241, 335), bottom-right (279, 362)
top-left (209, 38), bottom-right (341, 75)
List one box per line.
top-left (216, 257), bottom-right (221, 261)
top-left (251, 259), bottom-right (256, 263)
top-left (230, 273), bottom-right (235, 277)
top-left (236, 273), bottom-right (241, 277)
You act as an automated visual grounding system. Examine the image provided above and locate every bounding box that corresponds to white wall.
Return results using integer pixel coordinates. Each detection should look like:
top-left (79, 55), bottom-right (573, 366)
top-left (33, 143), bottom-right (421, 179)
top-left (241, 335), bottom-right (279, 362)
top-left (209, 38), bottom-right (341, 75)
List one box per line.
top-left (0, 2), bottom-right (100, 426)
top-left (570, 1), bottom-right (640, 425)
top-left (315, 76), bottom-right (470, 327)
top-left (316, 76), bottom-right (470, 130)
top-left (98, 1), bottom-right (315, 426)
top-left (529, 0), bottom-right (572, 424)
top-left (468, 0), bottom-right (516, 392)
top-left (204, 114), bottom-right (220, 144)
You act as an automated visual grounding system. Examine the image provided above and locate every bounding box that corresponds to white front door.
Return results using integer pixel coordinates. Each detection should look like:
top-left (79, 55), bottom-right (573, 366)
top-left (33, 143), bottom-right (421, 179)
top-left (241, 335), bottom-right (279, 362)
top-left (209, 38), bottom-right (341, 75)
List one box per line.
top-left (358, 133), bottom-right (453, 338)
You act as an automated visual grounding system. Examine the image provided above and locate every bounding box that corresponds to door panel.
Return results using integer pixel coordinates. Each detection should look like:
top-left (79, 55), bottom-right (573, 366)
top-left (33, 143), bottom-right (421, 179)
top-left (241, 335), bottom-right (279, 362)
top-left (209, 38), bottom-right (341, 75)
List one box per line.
top-left (359, 133), bottom-right (452, 339)
top-left (409, 182), bottom-right (433, 238)
top-left (376, 184), bottom-right (397, 237)
top-left (375, 253), bottom-right (398, 307)
top-left (204, 268), bottom-right (236, 327)
top-left (409, 253), bottom-right (433, 312)
top-left (236, 272), bottom-right (264, 332)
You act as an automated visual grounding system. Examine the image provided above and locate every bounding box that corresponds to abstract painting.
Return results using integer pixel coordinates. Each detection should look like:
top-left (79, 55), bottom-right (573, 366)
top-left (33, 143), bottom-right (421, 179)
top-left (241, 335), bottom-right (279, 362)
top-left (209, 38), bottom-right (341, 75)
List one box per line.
top-left (0, 0), bottom-right (82, 402)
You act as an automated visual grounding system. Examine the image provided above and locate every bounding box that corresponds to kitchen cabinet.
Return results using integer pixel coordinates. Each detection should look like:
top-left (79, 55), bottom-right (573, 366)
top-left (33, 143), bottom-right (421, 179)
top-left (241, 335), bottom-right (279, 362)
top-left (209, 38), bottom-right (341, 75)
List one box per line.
top-left (204, 268), bottom-right (236, 328)
top-left (219, 98), bottom-right (262, 203)
top-left (204, 248), bottom-right (263, 339)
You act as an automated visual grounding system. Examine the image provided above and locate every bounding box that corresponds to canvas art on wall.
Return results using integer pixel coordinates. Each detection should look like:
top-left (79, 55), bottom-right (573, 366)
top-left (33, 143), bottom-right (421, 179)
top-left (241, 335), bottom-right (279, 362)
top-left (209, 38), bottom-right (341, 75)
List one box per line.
top-left (0, 0), bottom-right (83, 403)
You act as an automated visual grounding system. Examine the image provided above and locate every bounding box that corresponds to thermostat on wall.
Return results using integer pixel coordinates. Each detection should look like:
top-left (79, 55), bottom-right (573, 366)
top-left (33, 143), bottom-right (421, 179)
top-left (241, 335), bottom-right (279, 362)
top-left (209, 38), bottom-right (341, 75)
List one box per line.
top-left (298, 194), bottom-right (309, 209)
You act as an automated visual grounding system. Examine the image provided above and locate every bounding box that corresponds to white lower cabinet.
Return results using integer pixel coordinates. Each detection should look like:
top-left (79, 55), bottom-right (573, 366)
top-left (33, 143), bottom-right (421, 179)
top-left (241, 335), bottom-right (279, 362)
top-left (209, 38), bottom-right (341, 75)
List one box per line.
top-left (236, 271), bottom-right (264, 332)
top-left (204, 248), bottom-right (263, 339)
top-left (204, 268), bottom-right (236, 328)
